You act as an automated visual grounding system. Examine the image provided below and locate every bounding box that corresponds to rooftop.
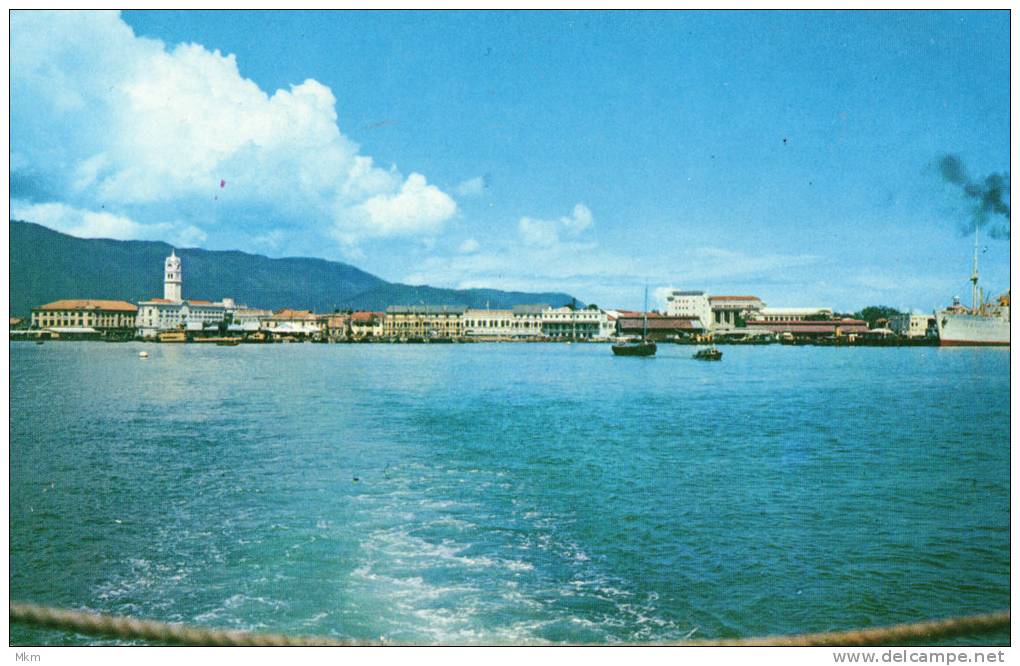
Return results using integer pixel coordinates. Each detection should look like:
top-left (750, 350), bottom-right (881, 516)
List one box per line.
top-left (618, 317), bottom-right (701, 329)
top-left (35, 299), bottom-right (137, 312)
top-left (386, 305), bottom-right (467, 315)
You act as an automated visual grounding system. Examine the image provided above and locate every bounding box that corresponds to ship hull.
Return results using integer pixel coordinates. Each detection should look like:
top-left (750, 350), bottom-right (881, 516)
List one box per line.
top-left (935, 312), bottom-right (1010, 346)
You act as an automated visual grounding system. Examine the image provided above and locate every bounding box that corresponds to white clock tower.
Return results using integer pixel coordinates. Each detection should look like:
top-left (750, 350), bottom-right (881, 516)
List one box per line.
top-left (164, 250), bottom-right (183, 302)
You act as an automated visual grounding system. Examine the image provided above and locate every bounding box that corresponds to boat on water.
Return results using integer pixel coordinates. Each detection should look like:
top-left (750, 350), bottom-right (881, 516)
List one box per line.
top-left (612, 285), bottom-right (657, 357)
top-left (613, 339), bottom-right (657, 356)
top-left (158, 331), bottom-right (187, 343)
top-left (693, 346), bottom-right (722, 361)
top-left (935, 228), bottom-right (1010, 346)
top-left (215, 338), bottom-right (241, 346)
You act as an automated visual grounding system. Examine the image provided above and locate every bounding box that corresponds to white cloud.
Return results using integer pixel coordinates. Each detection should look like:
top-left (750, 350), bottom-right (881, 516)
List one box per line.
top-left (517, 203), bottom-right (593, 248)
top-left (355, 173), bottom-right (457, 237)
top-left (458, 238), bottom-right (480, 253)
top-left (10, 10), bottom-right (458, 252)
top-left (455, 176), bottom-right (487, 197)
top-left (11, 199), bottom-right (207, 247)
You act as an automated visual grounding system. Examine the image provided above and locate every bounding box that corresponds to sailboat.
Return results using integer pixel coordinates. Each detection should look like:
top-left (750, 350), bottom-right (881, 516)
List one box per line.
top-left (612, 286), bottom-right (657, 357)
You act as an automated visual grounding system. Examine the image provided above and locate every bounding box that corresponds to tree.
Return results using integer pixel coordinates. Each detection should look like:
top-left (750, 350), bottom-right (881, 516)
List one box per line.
top-left (853, 306), bottom-right (902, 328)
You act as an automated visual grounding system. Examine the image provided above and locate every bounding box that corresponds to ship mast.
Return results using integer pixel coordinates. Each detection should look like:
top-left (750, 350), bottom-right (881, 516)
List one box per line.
top-left (971, 226), bottom-right (980, 314)
top-left (642, 284), bottom-right (648, 341)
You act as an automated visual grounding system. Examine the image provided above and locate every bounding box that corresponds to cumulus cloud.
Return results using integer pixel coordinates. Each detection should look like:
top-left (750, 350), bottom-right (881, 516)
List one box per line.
top-left (458, 238), bottom-right (480, 253)
top-left (518, 203), bottom-right (593, 247)
top-left (355, 173), bottom-right (457, 237)
top-left (10, 10), bottom-right (458, 252)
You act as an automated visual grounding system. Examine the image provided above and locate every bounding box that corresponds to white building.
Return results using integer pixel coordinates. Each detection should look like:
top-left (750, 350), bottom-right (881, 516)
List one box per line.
top-left (708, 295), bottom-right (765, 330)
top-left (752, 307), bottom-right (833, 322)
top-left (888, 313), bottom-right (936, 338)
top-left (463, 305), bottom-right (546, 338)
top-left (541, 306), bottom-right (614, 339)
top-left (135, 250), bottom-right (236, 338)
top-left (665, 290), bottom-right (712, 329)
top-left (463, 309), bottom-right (514, 338)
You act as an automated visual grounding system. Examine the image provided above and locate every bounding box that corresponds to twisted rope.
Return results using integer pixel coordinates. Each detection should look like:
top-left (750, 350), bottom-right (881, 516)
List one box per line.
top-left (682, 611), bottom-right (1010, 646)
top-left (10, 602), bottom-right (1008, 647)
top-left (9, 603), bottom-right (371, 646)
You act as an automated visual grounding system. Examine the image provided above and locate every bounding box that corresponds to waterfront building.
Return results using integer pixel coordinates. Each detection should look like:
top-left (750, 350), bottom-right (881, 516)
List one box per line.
top-left (541, 306), bottom-right (614, 340)
top-left (664, 290), bottom-right (713, 329)
top-left (708, 295), bottom-right (764, 330)
top-left (350, 311), bottom-right (384, 338)
top-left (31, 299), bottom-right (137, 333)
top-left (744, 317), bottom-right (868, 338)
top-left (384, 305), bottom-right (466, 339)
top-left (325, 313), bottom-right (350, 339)
top-left (135, 250), bottom-right (236, 338)
top-left (462, 306), bottom-right (546, 339)
top-left (511, 305), bottom-right (547, 338)
top-left (263, 309), bottom-right (326, 338)
top-left (888, 313), bottom-right (937, 338)
top-left (463, 308), bottom-right (515, 338)
top-left (752, 307), bottom-right (833, 322)
top-left (136, 299), bottom-right (231, 338)
top-left (616, 312), bottom-right (703, 340)
top-left (231, 308), bottom-right (273, 333)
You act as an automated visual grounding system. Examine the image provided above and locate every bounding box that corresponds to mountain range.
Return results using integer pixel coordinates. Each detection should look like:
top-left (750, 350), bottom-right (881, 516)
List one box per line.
top-left (9, 220), bottom-right (577, 316)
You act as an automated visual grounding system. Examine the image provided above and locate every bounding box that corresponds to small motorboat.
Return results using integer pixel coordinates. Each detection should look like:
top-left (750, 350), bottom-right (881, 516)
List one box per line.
top-left (138, 351), bottom-right (149, 359)
top-left (693, 346), bottom-right (722, 361)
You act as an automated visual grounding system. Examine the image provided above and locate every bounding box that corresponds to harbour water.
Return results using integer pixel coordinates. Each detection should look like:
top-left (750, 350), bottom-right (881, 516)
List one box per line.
top-left (9, 342), bottom-right (1010, 645)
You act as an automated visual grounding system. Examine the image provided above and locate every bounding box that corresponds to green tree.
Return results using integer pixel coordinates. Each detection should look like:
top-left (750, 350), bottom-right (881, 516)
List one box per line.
top-left (853, 305), bottom-right (902, 328)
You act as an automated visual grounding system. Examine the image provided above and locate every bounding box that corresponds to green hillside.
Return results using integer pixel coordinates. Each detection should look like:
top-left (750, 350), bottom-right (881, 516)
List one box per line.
top-left (10, 221), bottom-right (576, 316)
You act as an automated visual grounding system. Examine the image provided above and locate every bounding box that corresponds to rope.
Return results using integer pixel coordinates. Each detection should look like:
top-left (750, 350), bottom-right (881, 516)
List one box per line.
top-left (10, 602), bottom-right (1008, 647)
top-left (681, 611), bottom-right (1010, 647)
top-left (9, 603), bottom-right (372, 646)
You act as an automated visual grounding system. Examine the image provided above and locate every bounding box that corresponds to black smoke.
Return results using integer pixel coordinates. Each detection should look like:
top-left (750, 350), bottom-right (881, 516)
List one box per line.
top-left (937, 154), bottom-right (1010, 239)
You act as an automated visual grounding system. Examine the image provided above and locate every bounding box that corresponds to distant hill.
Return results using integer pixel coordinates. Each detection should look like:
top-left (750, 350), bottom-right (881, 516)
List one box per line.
top-left (9, 220), bottom-right (577, 316)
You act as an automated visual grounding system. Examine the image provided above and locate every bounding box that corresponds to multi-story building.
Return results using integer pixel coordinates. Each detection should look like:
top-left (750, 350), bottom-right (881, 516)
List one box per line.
top-left (664, 290), bottom-right (713, 329)
top-left (745, 317), bottom-right (868, 338)
top-left (541, 306), bottom-right (614, 339)
top-left (510, 304), bottom-right (546, 338)
top-left (263, 309), bottom-right (326, 338)
top-left (752, 307), bottom-right (833, 322)
top-left (384, 305), bottom-right (466, 339)
top-left (463, 308), bottom-right (514, 338)
top-left (461, 305), bottom-right (548, 339)
top-left (135, 250), bottom-right (236, 338)
top-left (708, 295), bottom-right (764, 330)
top-left (888, 313), bottom-right (936, 338)
top-left (350, 311), bottom-right (384, 338)
top-left (31, 299), bottom-right (137, 331)
top-left (232, 307), bottom-right (273, 332)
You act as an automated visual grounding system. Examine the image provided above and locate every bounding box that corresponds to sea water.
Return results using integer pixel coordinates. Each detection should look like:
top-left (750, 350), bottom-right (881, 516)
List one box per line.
top-left (9, 342), bottom-right (1010, 644)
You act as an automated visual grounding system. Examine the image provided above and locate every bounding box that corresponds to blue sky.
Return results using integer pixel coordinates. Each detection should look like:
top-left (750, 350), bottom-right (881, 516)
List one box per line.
top-left (10, 10), bottom-right (1010, 311)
